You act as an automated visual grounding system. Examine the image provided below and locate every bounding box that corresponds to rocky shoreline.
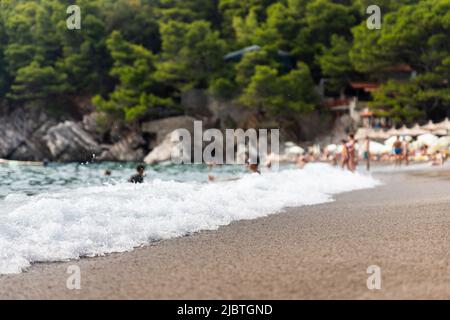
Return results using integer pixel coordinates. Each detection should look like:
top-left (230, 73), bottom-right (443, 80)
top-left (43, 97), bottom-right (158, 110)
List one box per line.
top-left (0, 106), bottom-right (200, 163)
top-left (0, 97), bottom-right (334, 163)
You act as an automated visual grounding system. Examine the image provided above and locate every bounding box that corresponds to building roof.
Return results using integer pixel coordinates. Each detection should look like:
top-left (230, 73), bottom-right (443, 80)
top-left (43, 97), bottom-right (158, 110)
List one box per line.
top-left (224, 45), bottom-right (292, 61)
top-left (224, 45), bottom-right (261, 60)
top-left (324, 98), bottom-right (351, 109)
top-left (360, 110), bottom-right (374, 117)
top-left (349, 82), bottom-right (380, 92)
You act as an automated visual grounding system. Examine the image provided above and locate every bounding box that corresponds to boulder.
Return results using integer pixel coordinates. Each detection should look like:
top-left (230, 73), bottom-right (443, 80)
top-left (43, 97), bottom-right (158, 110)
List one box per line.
top-left (141, 116), bottom-right (197, 148)
top-left (144, 129), bottom-right (202, 164)
top-left (82, 112), bottom-right (103, 135)
top-left (99, 133), bottom-right (146, 162)
top-left (143, 130), bottom-right (180, 164)
top-left (43, 121), bottom-right (102, 162)
top-left (0, 107), bottom-right (57, 160)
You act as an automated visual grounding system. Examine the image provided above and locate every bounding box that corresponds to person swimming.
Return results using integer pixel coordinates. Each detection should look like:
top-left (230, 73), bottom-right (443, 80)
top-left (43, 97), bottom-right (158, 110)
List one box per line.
top-left (128, 164), bottom-right (146, 183)
top-left (247, 163), bottom-right (261, 174)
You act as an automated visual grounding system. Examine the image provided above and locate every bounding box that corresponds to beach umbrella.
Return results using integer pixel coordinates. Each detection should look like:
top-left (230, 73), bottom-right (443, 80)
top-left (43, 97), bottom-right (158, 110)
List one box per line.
top-left (410, 140), bottom-right (422, 151)
top-left (368, 141), bottom-right (390, 155)
top-left (417, 133), bottom-right (439, 146)
top-left (385, 126), bottom-right (400, 137)
top-left (421, 120), bottom-right (439, 131)
top-left (429, 136), bottom-right (450, 153)
top-left (397, 125), bottom-right (416, 137)
top-left (284, 141), bottom-right (296, 148)
top-left (285, 145), bottom-right (305, 155)
top-left (436, 118), bottom-right (450, 130)
top-left (432, 128), bottom-right (448, 136)
top-left (403, 135), bottom-right (413, 142)
top-left (355, 128), bottom-right (372, 140)
top-left (409, 124), bottom-right (429, 136)
top-left (369, 130), bottom-right (390, 140)
top-left (326, 144), bottom-right (338, 153)
top-left (384, 135), bottom-right (412, 147)
top-left (384, 136), bottom-right (398, 147)
top-left (436, 136), bottom-right (450, 148)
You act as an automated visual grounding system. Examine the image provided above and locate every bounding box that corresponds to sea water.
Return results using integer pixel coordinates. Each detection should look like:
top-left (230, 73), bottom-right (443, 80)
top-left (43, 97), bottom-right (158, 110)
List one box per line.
top-left (0, 162), bottom-right (379, 274)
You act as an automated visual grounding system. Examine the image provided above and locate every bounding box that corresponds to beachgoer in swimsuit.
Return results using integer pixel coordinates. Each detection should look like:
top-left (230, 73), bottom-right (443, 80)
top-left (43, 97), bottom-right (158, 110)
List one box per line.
top-left (296, 154), bottom-right (308, 169)
top-left (393, 137), bottom-right (403, 166)
top-left (363, 136), bottom-right (370, 171)
top-left (341, 139), bottom-right (349, 170)
top-left (403, 140), bottom-right (410, 166)
top-left (346, 133), bottom-right (356, 172)
top-left (128, 165), bottom-right (145, 183)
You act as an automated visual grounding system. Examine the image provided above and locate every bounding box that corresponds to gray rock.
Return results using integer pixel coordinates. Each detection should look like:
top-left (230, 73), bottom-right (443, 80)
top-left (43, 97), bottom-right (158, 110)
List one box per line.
top-left (0, 107), bottom-right (57, 160)
top-left (143, 130), bottom-right (181, 164)
top-left (141, 116), bottom-right (197, 148)
top-left (99, 133), bottom-right (146, 162)
top-left (43, 121), bottom-right (102, 162)
top-left (144, 128), bottom-right (203, 165)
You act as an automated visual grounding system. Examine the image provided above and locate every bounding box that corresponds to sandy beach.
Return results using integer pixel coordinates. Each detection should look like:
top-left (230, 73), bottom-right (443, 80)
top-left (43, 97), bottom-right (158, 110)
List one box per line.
top-left (0, 168), bottom-right (449, 300)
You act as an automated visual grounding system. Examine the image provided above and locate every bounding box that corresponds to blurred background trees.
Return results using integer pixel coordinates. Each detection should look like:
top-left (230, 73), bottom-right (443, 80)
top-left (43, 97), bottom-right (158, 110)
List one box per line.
top-left (0, 0), bottom-right (447, 124)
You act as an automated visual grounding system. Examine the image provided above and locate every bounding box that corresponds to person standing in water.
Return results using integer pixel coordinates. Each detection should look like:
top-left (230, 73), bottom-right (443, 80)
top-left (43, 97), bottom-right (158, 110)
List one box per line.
top-left (346, 133), bottom-right (356, 172)
top-left (296, 154), bottom-right (308, 169)
top-left (128, 164), bottom-right (146, 183)
top-left (247, 163), bottom-right (261, 174)
top-left (363, 136), bottom-right (371, 171)
top-left (340, 139), bottom-right (349, 170)
top-left (403, 139), bottom-right (410, 166)
top-left (393, 136), bottom-right (403, 166)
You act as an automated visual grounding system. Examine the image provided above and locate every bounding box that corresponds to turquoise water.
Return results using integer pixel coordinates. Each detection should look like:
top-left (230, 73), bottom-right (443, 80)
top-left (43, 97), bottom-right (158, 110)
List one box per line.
top-left (0, 162), bottom-right (251, 198)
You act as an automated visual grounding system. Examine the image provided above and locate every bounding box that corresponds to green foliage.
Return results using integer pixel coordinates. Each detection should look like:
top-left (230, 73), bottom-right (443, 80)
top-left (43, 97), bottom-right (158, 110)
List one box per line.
top-left (157, 20), bottom-right (226, 91)
top-left (369, 80), bottom-right (424, 124)
top-left (0, 15), bottom-right (9, 96)
top-left (318, 35), bottom-right (353, 92)
top-left (351, 0), bottom-right (450, 120)
top-left (240, 63), bottom-right (317, 116)
top-left (93, 31), bottom-right (173, 122)
top-left (0, 0), bottom-right (448, 125)
top-left (9, 61), bottom-right (70, 101)
top-left (235, 49), bottom-right (277, 88)
top-left (209, 77), bottom-right (237, 99)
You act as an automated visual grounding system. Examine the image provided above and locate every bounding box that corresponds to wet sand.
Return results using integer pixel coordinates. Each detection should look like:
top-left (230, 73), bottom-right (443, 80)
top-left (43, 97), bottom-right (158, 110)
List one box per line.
top-left (0, 169), bottom-right (449, 299)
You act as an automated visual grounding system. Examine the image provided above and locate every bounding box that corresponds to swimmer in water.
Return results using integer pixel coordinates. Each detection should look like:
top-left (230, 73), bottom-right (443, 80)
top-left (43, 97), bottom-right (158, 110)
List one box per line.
top-left (247, 163), bottom-right (261, 174)
top-left (296, 154), bottom-right (308, 169)
top-left (128, 164), bottom-right (145, 183)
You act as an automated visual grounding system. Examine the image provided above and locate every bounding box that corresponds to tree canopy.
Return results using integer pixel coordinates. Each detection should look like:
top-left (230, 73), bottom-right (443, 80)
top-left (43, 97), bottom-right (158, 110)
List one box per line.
top-left (0, 0), bottom-right (447, 124)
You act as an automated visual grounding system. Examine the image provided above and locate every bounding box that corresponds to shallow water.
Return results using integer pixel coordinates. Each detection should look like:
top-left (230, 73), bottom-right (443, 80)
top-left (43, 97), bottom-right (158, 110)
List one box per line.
top-left (0, 162), bottom-right (379, 274)
top-left (0, 162), bottom-right (246, 198)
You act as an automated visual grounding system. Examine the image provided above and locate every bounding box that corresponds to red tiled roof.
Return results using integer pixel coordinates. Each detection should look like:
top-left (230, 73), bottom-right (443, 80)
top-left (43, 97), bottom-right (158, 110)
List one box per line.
top-left (324, 98), bottom-right (350, 108)
top-left (360, 111), bottom-right (374, 117)
top-left (350, 82), bottom-right (379, 89)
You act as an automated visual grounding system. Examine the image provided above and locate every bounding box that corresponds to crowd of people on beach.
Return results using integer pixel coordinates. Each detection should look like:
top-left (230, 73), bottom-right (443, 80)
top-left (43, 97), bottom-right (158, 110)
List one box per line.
top-left (292, 133), bottom-right (448, 172)
top-left (122, 129), bottom-right (450, 184)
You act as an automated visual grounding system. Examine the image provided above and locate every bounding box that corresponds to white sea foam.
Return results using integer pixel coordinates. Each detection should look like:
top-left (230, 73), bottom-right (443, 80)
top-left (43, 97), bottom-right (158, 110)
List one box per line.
top-left (0, 163), bottom-right (379, 274)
